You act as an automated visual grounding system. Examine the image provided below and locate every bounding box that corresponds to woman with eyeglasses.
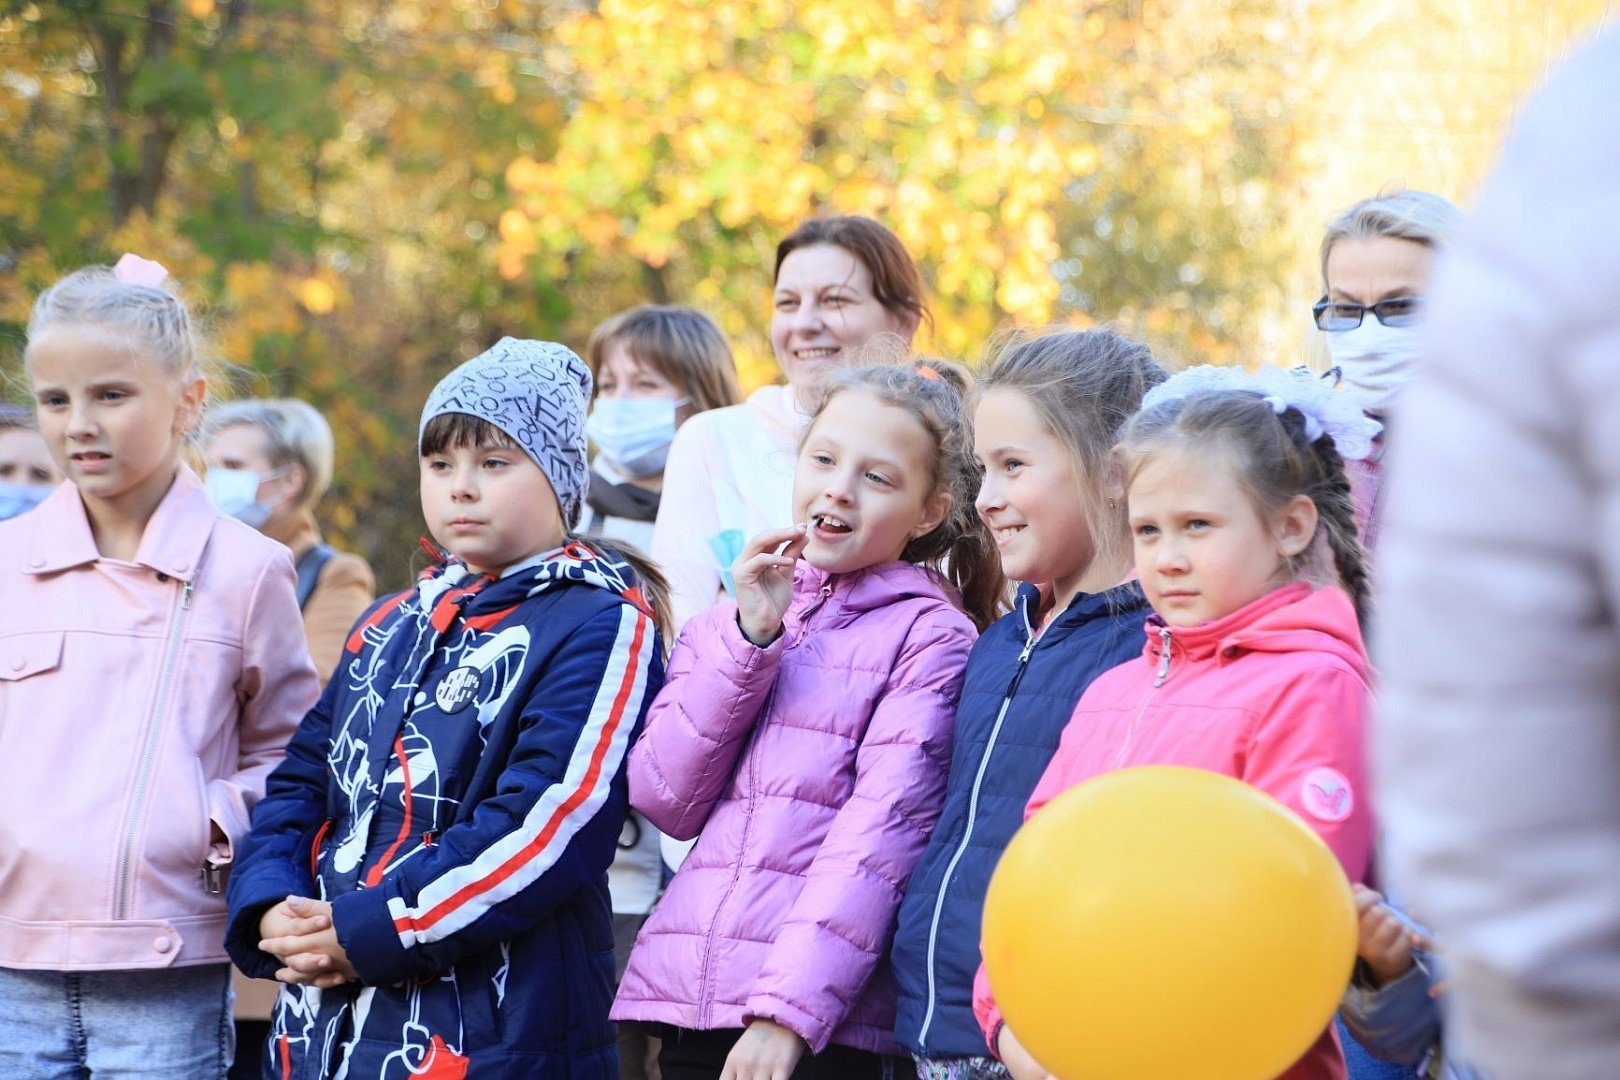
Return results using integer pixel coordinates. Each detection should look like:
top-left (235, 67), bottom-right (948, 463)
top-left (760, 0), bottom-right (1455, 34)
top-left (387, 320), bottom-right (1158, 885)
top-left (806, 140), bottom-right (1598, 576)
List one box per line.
top-left (1314, 190), bottom-right (1463, 549)
top-left (1317, 190), bottom-right (1475, 1080)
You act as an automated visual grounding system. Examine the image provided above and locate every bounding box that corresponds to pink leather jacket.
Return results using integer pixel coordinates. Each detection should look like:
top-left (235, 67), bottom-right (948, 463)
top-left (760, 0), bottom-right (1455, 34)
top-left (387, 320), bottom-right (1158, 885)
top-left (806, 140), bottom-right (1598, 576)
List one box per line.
top-left (0, 468), bottom-right (319, 970)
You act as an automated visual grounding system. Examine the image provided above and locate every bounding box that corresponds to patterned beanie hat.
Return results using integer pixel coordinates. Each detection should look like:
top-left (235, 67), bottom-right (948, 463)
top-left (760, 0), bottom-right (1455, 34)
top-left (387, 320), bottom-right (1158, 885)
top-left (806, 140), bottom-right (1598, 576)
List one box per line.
top-left (419, 337), bottom-right (594, 529)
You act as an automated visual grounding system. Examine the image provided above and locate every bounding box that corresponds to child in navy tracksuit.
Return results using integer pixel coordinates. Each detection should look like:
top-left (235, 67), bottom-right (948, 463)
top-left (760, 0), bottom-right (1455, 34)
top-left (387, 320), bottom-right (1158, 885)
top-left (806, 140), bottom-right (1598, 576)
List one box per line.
top-left (225, 339), bottom-right (667, 1079)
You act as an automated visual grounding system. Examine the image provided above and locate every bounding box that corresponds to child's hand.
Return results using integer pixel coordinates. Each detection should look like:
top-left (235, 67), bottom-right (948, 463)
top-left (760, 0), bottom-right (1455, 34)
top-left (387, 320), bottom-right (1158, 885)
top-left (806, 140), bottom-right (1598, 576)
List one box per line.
top-left (1413, 931), bottom-right (1450, 999)
top-left (1354, 884), bottom-right (1416, 987)
top-left (733, 525), bottom-right (807, 647)
top-left (998, 1024), bottom-right (1057, 1080)
top-left (258, 894), bottom-right (332, 945)
top-left (719, 1019), bottom-right (806, 1080)
top-left (259, 896), bottom-right (357, 989)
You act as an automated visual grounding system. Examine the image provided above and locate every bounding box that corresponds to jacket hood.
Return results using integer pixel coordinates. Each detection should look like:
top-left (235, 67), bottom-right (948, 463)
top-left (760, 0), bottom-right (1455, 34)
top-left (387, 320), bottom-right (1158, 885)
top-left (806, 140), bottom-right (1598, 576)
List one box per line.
top-left (790, 559), bottom-right (962, 615)
top-left (744, 383), bottom-right (812, 444)
top-left (416, 540), bottom-right (654, 625)
top-left (1145, 582), bottom-right (1368, 680)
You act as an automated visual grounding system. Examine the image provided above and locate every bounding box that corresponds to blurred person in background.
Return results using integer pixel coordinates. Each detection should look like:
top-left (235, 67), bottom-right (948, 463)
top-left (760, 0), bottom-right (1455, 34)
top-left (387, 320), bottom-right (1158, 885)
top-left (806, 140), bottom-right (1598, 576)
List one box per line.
top-left (203, 397), bottom-right (375, 1080)
top-left (1376, 27), bottom-right (1620, 1080)
top-left (583, 304), bottom-right (740, 1080)
top-left (0, 404), bottom-right (60, 520)
top-left (204, 398), bottom-right (376, 686)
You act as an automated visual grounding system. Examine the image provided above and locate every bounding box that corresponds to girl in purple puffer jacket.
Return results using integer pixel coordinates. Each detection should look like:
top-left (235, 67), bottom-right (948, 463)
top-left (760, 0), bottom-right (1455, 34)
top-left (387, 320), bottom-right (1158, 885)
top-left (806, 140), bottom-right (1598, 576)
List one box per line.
top-left (613, 362), bottom-right (1002, 1080)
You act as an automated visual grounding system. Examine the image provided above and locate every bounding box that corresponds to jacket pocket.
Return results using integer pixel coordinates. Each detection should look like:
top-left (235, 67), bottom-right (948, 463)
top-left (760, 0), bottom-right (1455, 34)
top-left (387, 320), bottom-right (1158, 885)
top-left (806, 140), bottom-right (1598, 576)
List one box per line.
top-left (0, 631), bottom-right (63, 737)
top-left (0, 631), bottom-right (63, 682)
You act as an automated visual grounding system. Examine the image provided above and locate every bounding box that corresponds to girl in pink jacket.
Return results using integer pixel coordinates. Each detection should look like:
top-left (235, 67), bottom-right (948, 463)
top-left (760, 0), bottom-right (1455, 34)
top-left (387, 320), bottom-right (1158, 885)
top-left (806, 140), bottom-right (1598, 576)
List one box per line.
top-left (0, 258), bottom-right (320, 1076)
top-left (976, 365), bottom-right (1381, 1080)
top-left (614, 362), bottom-right (1002, 1080)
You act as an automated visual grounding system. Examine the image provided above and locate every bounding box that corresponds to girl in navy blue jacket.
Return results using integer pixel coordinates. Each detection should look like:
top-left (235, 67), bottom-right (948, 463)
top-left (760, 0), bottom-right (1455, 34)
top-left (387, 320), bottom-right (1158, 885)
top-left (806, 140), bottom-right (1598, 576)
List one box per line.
top-left (891, 330), bottom-right (1165, 1079)
top-left (226, 339), bottom-right (666, 1079)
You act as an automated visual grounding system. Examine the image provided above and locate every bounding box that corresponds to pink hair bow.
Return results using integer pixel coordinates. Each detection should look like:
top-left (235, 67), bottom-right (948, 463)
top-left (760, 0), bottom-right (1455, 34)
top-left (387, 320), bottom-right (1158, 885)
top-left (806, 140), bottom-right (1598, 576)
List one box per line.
top-left (113, 253), bottom-right (169, 288)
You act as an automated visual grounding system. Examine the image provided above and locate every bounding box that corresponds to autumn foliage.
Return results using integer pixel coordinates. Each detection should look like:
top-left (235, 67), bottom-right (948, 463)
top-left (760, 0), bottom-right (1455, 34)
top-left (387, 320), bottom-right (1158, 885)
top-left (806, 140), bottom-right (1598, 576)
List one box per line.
top-left (0, 0), bottom-right (1607, 585)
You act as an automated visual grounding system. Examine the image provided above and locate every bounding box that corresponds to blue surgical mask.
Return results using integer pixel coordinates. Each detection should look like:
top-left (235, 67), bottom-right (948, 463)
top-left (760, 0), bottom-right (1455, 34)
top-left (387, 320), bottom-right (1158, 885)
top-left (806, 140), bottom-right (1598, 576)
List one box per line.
top-left (586, 398), bottom-right (686, 478)
top-left (0, 482), bottom-right (51, 522)
top-left (205, 467), bottom-right (286, 530)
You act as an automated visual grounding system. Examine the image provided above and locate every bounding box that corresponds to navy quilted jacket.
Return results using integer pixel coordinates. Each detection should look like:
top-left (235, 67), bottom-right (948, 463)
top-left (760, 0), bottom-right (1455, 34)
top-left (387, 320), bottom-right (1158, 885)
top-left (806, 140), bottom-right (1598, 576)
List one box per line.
top-left (225, 545), bottom-right (664, 1079)
top-left (890, 580), bottom-right (1148, 1059)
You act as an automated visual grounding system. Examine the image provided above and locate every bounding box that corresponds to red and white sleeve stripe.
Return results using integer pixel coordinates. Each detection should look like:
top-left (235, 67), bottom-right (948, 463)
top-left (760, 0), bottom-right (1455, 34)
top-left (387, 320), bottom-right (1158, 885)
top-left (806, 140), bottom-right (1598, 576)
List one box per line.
top-left (385, 603), bottom-right (652, 946)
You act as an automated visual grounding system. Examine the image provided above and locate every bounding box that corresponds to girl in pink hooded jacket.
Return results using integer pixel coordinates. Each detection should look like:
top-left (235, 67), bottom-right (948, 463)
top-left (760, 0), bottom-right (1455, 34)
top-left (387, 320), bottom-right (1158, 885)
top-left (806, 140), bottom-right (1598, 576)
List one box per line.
top-left (614, 362), bottom-right (1003, 1080)
top-left (975, 366), bottom-right (1380, 1080)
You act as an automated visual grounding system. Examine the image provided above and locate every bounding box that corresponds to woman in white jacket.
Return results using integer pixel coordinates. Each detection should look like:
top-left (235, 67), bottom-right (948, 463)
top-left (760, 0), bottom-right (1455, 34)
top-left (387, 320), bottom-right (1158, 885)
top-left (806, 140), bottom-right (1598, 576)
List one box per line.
top-left (1376, 26), bottom-right (1620, 1080)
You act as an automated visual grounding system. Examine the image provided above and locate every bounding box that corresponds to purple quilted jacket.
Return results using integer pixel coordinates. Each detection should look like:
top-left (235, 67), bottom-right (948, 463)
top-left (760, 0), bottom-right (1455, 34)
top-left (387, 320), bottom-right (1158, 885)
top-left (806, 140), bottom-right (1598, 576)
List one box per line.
top-left (611, 560), bottom-right (975, 1055)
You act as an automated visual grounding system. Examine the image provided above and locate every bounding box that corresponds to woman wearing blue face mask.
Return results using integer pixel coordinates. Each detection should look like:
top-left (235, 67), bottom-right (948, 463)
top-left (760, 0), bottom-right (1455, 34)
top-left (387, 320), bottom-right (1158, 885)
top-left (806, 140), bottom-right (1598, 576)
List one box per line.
top-left (582, 304), bottom-right (739, 1080)
top-left (202, 399), bottom-right (375, 686)
top-left (583, 306), bottom-right (741, 551)
top-left (0, 405), bottom-right (60, 521)
top-left (1315, 190), bottom-right (1463, 549)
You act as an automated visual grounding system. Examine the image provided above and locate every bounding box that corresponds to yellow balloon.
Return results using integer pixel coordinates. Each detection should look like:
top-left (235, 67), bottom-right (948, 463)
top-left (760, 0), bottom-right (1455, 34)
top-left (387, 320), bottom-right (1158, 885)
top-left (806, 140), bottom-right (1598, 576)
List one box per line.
top-left (982, 766), bottom-right (1356, 1080)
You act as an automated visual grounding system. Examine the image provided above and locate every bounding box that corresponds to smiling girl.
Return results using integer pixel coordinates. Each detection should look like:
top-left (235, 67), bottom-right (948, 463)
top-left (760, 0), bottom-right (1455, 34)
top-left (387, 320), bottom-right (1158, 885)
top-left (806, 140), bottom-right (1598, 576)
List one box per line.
top-left (891, 330), bottom-right (1166, 1080)
top-left (615, 362), bottom-right (1000, 1080)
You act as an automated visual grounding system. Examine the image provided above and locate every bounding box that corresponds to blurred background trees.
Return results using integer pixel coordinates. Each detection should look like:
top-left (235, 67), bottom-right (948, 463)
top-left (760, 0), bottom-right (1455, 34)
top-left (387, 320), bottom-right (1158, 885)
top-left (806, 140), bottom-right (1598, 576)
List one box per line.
top-left (2, 0), bottom-right (1610, 586)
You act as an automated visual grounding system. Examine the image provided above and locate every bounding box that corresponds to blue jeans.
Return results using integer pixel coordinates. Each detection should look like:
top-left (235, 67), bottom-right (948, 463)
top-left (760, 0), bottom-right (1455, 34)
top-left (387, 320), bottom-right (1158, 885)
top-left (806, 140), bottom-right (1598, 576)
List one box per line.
top-left (0, 963), bottom-right (233, 1078)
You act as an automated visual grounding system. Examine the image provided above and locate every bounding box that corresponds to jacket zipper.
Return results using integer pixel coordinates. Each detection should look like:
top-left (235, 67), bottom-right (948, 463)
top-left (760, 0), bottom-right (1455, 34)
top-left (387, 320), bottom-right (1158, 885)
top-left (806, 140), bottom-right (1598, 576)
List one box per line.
top-left (114, 578), bottom-right (194, 920)
top-left (1113, 626), bottom-right (1174, 771)
top-left (916, 604), bottom-right (1039, 1048)
top-left (696, 579), bottom-right (833, 1027)
top-left (1153, 625), bottom-right (1173, 687)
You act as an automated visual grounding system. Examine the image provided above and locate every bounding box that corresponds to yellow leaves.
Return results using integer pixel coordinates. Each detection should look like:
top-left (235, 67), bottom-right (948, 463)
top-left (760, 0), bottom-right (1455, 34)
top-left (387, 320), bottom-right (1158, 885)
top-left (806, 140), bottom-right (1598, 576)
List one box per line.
top-left (505, 156), bottom-right (545, 193)
top-left (498, 208), bottom-right (532, 244)
top-left (1066, 143), bottom-right (1101, 176)
top-left (576, 211), bottom-right (621, 248)
top-left (298, 278), bottom-right (336, 316)
top-left (185, 0), bottom-right (215, 17)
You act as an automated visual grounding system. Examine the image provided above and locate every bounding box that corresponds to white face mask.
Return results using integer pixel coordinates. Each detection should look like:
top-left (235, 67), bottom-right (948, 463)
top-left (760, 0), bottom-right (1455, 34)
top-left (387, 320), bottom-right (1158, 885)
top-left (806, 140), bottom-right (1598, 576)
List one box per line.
top-left (205, 467), bottom-right (286, 530)
top-left (1322, 320), bottom-right (1423, 416)
top-left (586, 398), bottom-right (686, 478)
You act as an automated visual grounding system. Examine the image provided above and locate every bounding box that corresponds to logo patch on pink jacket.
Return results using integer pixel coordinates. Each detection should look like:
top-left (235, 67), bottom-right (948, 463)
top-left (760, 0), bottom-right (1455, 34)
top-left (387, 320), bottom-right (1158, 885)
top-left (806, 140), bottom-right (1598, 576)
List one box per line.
top-left (1301, 767), bottom-right (1354, 823)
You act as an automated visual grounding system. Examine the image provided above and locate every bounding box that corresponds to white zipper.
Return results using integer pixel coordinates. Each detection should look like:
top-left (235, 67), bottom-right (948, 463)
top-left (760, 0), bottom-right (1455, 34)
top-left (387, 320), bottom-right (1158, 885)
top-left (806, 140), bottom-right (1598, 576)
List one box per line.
top-left (114, 577), bottom-right (194, 919)
top-left (916, 603), bottom-right (1038, 1047)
